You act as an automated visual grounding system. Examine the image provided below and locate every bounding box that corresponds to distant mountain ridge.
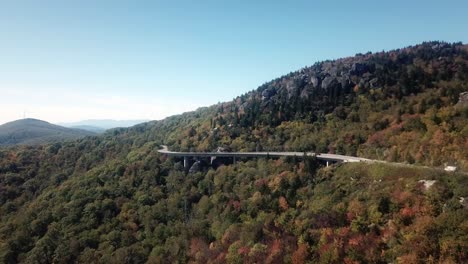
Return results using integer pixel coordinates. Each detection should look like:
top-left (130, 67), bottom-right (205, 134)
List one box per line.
top-left (58, 119), bottom-right (149, 131)
top-left (0, 118), bottom-right (95, 146)
top-left (69, 125), bottom-right (106, 134)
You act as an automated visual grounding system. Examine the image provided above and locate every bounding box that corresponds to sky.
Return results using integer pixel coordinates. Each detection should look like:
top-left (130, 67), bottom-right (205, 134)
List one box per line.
top-left (0, 0), bottom-right (467, 124)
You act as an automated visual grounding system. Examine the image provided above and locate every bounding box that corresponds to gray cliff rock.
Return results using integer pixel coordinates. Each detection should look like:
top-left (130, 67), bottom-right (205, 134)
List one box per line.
top-left (457, 92), bottom-right (468, 106)
top-left (310, 76), bottom-right (320, 88)
top-left (189, 161), bottom-right (201, 173)
top-left (350, 62), bottom-right (369, 75)
top-left (321, 76), bottom-right (339, 90)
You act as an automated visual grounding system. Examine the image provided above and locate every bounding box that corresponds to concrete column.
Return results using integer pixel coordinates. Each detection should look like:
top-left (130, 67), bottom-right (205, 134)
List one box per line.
top-left (184, 157), bottom-right (189, 169)
top-left (326, 161), bottom-right (329, 167)
top-left (233, 157), bottom-right (236, 165)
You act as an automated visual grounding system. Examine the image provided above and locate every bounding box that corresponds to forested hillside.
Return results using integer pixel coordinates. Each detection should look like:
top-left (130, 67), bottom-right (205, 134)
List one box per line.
top-left (0, 41), bottom-right (467, 263)
top-left (0, 119), bottom-right (95, 146)
top-left (132, 41), bottom-right (468, 169)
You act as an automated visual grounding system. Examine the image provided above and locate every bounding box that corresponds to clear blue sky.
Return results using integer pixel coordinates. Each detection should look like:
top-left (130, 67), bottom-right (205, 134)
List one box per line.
top-left (1, 0), bottom-right (467, 124)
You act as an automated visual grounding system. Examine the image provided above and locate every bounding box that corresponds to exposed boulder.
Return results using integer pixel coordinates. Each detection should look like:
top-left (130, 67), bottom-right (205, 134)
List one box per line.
top-left (261, 88), bottom-right (276, 100)
top-left (358, 78), bottom-right (367, 89)
top-left (215, 146), bottom-right (227, 152)
top-left (189, 161), bottom-right (201, 173)
top-left (350, 62), bottom-right (369, 75)
top-left (329, 67), bottom-right (340, 76)
top-left (431, 43), bottom-right (450, 50)
top-left (310, 76), bottom-right (320, 88)
top-left (339, 75), bottom-right (353, 90)
top-left (285, 79), bottom-right (296, 93)
top-left (369, 78), bottom-right (379, 88)
top-left (456, 92), bottom-right (468, 106)
top-left (460, 197), bottom-right (467, 208)
top-left (418, 180), bottom-right (436, 190)
top-left (300, 87), bottom-right (311, 99)
top-left (321, 76), bottom-right (339, 90)
top-left (284, 76), bottom-right (308, 98)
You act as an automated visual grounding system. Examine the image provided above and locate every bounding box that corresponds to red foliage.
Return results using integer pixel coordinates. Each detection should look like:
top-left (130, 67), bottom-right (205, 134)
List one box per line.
top-left (279, 196), bottom-right (289, 211)
top-left (397, 253), bottom-right (419, 264)
top-left (343, 133), bottom-right (356, 145)
top-left (431, 129), bottom-right (447, 146)
top-left (400, 206), bottom-right (415, 218)
top-left (214, 252), bottom-right (226, 263)
top-left (238, 246), bottom-right (250, 256)
top-left (346, 200), bottom-right (365, 222)
top-left (353, 85), bottom-right (360, 93)
top-left (345, 233), bottom-right (381, 262)
top-left (232, 200), bottom-right (241, 212)
top-left (221, 226), bottom-right (241, 245)
top-left (278, 171), bottom-right (289, 179)
top-left (366, 131), bottom-right (387, 146)
top-left (270, 239), bottom-right (281, 255)
top-left (266, 239), bottom-right (283, 264)
top-left (381, 221), bottom-right (398, 243)
top-left (255, 178), bottom-right (268, 188)
top-left (346, 212), bottom-right (355, 222)
top-left (339, 227), bottom-right (351, 237)
top-left (348, 236), bottom-right (363, 247)
top-left (344, 257), bottom-right (360, 264)
top-left (226, 199), bottom-right (241, 212)
top-left (400, 204), bottom-right (417, 225)
top-left (189, 238), bottom-right (210, 263)
top-left (292, 244), bottom-right (309, 264)
top-left (392, 189), bottom-right (413, 204)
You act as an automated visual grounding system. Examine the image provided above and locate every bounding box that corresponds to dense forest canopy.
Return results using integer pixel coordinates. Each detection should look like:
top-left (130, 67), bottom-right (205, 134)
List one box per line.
top-left (0, 41), bottom-right (467, 263)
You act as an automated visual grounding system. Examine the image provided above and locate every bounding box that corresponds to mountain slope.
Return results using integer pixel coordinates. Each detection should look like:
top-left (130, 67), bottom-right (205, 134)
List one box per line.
top-left (0, 119), bottom-right (95, 146)
top-left (0, 41), bottom-right (467, 263)
top-left (69, 125), bottom-right (106, 134)
top-left (0, 139), bottom-right (466, 263)
top-left (59, 119), bottom-right (149, 130)
top-left (121, 41), bottom-right (467, 169)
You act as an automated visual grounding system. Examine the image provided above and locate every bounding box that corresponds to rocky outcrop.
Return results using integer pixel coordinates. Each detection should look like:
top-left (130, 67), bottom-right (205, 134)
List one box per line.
top-left (282, 75), bottom-right (309, 98)
top-left (261, 88), bottom-right (276, 100)
top-left (350, 62), bottom-right (369, 75)
top-left (189, 161), bottom-right (201, 173)
top-left (310, 76), bottom-right (320, 88)
top-left (369, 78), bottom-right (379, 88)
top-left (329, 66), bottom-right (340, 76)
top-left (285, 79), bottom-right (296, 95)
top-left (418, 180), bottom-right (436, 190)
top-left (457, 92), bottom-right (468, 106)
top-left (300, 88), bottom-right (311, 99)
top-left (339, 75), bottom-right (353, 90)
top-left (321, 76), bottom-right (339, 90)
top-left (239, 42), bottom-right (464, 110)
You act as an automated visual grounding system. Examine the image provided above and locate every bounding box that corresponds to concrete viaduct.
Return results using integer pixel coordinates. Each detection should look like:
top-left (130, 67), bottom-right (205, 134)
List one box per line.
top-left (157, 145), bottom-right (371, 169)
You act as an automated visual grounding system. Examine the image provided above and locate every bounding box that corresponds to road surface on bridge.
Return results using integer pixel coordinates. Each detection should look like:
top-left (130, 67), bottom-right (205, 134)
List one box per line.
top-left (158, 145), bottom-right (371, 163)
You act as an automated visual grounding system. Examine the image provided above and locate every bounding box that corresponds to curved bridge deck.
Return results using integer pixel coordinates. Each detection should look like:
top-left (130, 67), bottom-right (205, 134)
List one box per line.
top-left (158, 146), bottom-right (371, 163)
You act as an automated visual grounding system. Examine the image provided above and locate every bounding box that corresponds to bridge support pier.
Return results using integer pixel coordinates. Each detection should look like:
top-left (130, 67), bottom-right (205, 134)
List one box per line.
top-left (233, 157), bottom-right (236, 165)
top-left (326, 161), bottom-right (329, 167)
top-left (184, 157), bottom-right (189, 169)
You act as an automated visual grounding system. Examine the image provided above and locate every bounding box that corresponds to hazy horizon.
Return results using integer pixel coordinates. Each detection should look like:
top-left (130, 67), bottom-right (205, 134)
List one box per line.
top-left (1, 0), bottom-right (467, 124)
